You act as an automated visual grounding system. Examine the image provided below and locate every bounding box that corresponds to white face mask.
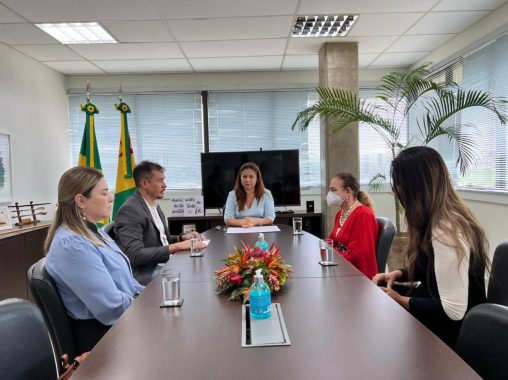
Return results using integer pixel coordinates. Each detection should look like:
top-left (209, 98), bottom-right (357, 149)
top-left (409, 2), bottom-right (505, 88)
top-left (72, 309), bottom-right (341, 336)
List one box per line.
top-left (326, 191), bottom-right (343, 207)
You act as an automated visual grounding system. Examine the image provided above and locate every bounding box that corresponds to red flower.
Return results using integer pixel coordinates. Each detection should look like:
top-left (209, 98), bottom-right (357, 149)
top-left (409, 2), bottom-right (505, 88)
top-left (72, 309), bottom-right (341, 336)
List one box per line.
top-left (229, 274), bottom-right (243, 285)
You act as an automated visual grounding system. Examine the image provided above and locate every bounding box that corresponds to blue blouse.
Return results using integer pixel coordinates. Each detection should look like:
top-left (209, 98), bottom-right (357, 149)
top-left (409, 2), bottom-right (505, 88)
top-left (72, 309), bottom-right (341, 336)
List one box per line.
top-left (46, 225), bottom-right (144, 326)
top-left (224, 189), bottom-right (276, 222)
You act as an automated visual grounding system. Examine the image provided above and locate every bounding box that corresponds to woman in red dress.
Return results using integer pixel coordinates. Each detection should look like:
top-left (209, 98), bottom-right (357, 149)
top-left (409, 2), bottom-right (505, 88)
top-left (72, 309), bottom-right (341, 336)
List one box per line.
top-left (327, 173), bottom-right (378, 279)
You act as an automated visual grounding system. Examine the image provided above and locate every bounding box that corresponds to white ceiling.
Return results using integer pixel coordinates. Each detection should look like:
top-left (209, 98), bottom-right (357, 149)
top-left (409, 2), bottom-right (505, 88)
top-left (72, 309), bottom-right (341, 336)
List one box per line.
top-left (0, 0), bottom-right (506, 75)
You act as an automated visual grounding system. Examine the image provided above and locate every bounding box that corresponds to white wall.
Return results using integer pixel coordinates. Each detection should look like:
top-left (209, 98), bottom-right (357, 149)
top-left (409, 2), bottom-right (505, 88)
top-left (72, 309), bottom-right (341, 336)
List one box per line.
top-left (415, 2), bottom-right (508, 69)
top-left (0, 43), bottom-right (69, 217)
top-left (65, 67), bottom-right (395, 94)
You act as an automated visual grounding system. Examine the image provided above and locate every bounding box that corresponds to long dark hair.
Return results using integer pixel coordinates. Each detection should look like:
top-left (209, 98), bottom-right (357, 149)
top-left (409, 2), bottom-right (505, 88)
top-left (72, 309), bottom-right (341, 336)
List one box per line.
top-left (391, 146), bottom-right (489, 280)
top-left (234, 162), bottom-right (266, 212)
top-left (333, 172), bottom-right (374, 209)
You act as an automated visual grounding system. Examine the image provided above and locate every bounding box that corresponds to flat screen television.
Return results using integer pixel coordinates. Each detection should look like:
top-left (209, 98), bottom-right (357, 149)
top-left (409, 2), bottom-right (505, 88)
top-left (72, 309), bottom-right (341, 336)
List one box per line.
top-left (201, 149), bottom-right (301, 209)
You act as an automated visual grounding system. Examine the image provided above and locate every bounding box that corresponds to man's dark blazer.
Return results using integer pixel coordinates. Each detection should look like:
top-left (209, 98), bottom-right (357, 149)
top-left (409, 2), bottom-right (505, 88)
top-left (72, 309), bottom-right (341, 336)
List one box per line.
top-left (114, 191), bottom-right (178, 285)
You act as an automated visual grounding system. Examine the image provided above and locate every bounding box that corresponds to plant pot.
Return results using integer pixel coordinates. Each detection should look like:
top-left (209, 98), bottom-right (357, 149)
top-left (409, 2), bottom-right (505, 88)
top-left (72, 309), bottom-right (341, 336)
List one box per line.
top-left (387, 232), bottom-right (408, 272)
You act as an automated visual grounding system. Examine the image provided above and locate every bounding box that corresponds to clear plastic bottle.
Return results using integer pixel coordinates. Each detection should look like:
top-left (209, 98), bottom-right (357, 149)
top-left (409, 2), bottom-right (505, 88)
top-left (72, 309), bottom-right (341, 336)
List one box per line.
top-left (249, 269), bottom-right (272, 319)
top-left (254, 233), bottom-right (269, 251)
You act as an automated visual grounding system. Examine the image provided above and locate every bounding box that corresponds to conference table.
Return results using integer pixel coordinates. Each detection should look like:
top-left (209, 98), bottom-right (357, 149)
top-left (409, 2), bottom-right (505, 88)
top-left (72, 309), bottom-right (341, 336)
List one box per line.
top-left (73, 225), bottom-right (479, 379)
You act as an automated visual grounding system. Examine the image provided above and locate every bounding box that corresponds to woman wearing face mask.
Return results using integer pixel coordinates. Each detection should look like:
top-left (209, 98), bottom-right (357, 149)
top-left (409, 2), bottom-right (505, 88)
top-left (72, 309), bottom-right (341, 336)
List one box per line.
top-left (327, 173), bottom-right (378, 278)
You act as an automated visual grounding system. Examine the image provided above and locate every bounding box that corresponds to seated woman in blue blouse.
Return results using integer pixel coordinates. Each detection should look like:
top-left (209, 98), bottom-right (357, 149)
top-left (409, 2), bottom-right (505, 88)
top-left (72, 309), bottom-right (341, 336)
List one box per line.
top-left (224, 162), bottom-right (275, 227)
top-left (45, 167), bottom-right (144, 353)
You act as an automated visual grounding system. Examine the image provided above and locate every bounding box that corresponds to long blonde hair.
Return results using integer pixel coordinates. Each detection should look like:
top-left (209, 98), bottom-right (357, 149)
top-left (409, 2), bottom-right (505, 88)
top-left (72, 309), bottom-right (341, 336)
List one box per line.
top-left (44, 167), bottom-right (105, 252)
top-left (333, 172), bottom-right (375, 209)
top-left (391, 146), bottom-right (489, 282)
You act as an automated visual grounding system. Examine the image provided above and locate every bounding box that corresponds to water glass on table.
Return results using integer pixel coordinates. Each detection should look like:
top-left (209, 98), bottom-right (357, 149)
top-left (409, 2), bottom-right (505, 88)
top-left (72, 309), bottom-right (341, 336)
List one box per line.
top-left (319, 239), bottom-right (337, 266)
top-left (161, 269), bottom-right (183, 307)
top-left (292, 217), bottom-right (303, 235)
top-left (190, 237), bottom-right (203, 257)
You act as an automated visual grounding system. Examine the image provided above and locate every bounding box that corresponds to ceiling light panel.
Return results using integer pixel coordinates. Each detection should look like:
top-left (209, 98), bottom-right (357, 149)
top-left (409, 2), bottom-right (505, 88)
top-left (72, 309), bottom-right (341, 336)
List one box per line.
top-left (35, 22), bottom-right (116, 44)
top-left (292, 15), bottom-right (358, 37)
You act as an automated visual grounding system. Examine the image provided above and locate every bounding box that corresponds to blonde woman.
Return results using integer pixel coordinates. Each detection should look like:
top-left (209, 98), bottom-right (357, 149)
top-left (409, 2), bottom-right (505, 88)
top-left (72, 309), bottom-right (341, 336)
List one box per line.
top-left (327, 172), bottom-right (378, 279)
top-left (45, 167), bottom-right (144, 353)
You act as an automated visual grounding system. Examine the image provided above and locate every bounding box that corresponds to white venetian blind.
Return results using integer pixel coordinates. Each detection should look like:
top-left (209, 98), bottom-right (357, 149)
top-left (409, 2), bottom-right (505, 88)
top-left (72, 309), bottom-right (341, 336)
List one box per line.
top-left (207, 90), bottom-right (321, 188)
top-left (457, 34), bottom-right (508, 190)
top-left (359, 89), bottom-right (407, 188)
top-left (409, 33), bottom-right (508, 191)
top-left (68, 93), bottom-right (203, 190)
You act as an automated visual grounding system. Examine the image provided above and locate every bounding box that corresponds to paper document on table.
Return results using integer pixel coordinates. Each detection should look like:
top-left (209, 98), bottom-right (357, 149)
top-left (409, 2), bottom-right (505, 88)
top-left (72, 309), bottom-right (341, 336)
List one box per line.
top-left (226, 226), bottom-right (281, 234)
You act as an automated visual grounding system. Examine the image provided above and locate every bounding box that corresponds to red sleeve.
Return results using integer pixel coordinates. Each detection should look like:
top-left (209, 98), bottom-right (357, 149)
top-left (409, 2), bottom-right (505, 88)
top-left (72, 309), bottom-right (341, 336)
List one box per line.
top-left (339, 208), bottom-right (379, 279)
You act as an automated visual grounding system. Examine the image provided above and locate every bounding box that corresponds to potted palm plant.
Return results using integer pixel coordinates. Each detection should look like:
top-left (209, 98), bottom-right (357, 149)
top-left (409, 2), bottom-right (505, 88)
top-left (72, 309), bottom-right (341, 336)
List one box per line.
top-left (292, 63), bottom-right (507, 269)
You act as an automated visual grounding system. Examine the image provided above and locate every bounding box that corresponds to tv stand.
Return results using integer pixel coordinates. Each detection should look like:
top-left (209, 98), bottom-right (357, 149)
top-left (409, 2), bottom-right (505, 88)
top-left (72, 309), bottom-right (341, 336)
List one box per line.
top-left (167, 212), bottom-right (323, 238)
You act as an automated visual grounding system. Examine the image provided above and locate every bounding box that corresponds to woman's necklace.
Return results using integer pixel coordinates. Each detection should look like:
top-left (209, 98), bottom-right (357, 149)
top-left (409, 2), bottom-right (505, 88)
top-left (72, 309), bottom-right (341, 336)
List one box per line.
top-left (339, 200), bottom-right (360, 228)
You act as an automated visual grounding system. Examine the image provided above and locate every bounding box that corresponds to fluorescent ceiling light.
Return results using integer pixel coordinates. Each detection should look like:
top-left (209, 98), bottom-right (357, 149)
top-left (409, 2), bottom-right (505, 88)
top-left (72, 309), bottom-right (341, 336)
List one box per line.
top-left (35, 22), bottom-right (116, 44)
top-left (292, 15), bottom-right (358, 37)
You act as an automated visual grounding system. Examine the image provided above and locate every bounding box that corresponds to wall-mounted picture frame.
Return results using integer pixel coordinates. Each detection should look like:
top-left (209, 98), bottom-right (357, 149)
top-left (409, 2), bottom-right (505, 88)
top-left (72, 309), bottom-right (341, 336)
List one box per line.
top-left (0, 206), bottom-right (12, 230)
top-left (0, 133), bottom-right (12, 204)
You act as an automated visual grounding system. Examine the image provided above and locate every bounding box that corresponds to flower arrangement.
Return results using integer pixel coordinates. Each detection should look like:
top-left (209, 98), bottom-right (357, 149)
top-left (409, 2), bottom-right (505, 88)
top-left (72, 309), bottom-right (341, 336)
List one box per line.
top-left (215, 243), bottom-right (292, 303)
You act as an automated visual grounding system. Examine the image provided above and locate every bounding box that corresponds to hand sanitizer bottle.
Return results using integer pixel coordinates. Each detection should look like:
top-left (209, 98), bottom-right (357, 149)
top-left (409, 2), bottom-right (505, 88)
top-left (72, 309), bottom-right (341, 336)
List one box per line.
top-left (249, 269), bottom-right (272, 319)
top-left (254, 233), bottom-right (269, 251)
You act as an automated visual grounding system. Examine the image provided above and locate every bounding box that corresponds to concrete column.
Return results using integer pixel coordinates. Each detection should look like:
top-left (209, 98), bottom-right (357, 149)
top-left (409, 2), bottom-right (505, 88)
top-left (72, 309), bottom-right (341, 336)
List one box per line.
top-left (319, 42), bottom-right (359, 234)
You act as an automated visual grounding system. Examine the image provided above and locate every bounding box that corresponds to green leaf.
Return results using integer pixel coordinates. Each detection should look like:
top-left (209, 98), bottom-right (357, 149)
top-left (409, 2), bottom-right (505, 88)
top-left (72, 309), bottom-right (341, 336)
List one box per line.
top-left (368, 173), bottom-right (387, 192)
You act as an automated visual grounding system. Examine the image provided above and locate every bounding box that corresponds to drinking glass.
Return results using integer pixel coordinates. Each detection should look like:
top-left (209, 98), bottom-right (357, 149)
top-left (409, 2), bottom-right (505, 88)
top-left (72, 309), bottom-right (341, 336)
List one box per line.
top-left (319, 239), bottom-right (337, 266)
top-left (292, 217), bottom-right (303, 235)
top-left (161, 269), bottom-right (181, 306)
top-left (190, 237), bottom-right (203, 257)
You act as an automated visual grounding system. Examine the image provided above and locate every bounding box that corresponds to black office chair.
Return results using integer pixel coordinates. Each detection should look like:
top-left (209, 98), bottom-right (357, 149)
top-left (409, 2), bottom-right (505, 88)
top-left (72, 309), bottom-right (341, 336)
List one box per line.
top-left (103, 221), bottom-right (116, 239)
top-left (27, 258), bottom-right (76, 375)
top-left (456, 303), bottom-right (508, 379)
top-left (376, 217), bottom-right (396, 273)
top-left (0, 298), bottom-right (58, 380)
top-left (488, 240), bottom-right (508, 306)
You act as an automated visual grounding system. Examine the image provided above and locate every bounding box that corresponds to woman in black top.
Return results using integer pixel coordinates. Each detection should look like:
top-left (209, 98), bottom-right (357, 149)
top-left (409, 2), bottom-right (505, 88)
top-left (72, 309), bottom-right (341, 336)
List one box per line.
top-left (373, 146), bottom-right (489, 348)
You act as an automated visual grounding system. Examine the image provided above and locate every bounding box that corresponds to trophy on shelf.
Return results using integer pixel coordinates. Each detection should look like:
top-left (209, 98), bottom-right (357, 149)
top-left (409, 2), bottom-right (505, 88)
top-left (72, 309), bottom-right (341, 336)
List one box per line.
top-left (9, 201), bottom-right (50, 226)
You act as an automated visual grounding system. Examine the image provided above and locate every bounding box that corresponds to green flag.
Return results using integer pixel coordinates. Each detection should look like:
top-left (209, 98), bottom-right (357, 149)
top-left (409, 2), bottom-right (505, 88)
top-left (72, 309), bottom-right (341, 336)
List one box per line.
top-left (112, 101), bottom-right (136, 219)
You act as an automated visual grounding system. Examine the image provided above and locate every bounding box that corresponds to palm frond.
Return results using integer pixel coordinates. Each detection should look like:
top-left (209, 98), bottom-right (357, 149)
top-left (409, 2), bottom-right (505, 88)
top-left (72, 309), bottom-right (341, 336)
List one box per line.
top-left (377, 63), bottom-right (440, 114)
top-left (292, 87), bottom-right (399, 144)
top-left (368, 173), bottom-right (387, 192)
top-left (421, 89), bottom-right (508, 135)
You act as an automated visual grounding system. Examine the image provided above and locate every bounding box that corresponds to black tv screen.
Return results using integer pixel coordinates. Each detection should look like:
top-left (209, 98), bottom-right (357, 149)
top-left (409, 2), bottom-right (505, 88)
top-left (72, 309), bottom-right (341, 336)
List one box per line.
top-left (201, 150), bottom-right (301, 209)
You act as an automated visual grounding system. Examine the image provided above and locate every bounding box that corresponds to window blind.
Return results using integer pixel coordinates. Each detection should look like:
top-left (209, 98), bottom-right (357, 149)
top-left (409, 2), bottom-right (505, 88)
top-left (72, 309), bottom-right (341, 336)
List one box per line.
top-left (359, 89), bottom-right (407, 188)
top-left (409, 33), bottom-right (508, 191)
top-left (68, 93), bottom-right (203, 190)
top-left (207, 90), bottom-right (321, 188)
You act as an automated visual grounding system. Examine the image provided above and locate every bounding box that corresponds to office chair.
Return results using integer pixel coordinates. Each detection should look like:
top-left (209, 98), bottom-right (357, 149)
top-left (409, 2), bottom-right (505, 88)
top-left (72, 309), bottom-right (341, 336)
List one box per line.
top-left (0, 298), bottom-right (58, 380)
top-left (27, 258), bottom-right (76, 375)
top-left (103, 221), bottom-right (116, 239)
top-left (376, 217), bottom-right (396, 273)
top-left (456, 303), bottom-right (508, 379)
top-left (488, 240), bottom-right (508, 306)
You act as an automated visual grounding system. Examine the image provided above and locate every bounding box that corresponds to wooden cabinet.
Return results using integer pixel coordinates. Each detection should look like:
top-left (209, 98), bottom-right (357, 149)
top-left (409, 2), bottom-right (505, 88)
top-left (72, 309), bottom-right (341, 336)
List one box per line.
top-left (0, 223), bottom-right (49, 301)
top-left (168, 213), bottom-right (323, 238)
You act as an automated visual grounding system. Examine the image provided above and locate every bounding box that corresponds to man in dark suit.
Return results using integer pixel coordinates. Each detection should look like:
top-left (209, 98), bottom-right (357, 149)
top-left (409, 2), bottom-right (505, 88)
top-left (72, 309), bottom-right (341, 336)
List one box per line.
top-left (114, 161), bottom-right (206, 285)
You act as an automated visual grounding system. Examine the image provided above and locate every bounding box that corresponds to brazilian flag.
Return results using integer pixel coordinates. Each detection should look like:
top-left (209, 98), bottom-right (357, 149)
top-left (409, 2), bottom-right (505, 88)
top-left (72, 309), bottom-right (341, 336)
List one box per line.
top-left (112, 101), bottom-right (136, 219)
top-left (78, 101), bottom-right (109, 226)
top-left (78, 102), bottom-right (102, 169)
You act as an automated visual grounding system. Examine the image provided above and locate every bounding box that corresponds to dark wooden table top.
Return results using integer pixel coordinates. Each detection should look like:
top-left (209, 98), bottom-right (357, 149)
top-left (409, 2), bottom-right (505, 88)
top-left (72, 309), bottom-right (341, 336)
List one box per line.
top-left (167, 224), bottom-right (362, 282)
top-left (73, 225), bottom-right (479, 380)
